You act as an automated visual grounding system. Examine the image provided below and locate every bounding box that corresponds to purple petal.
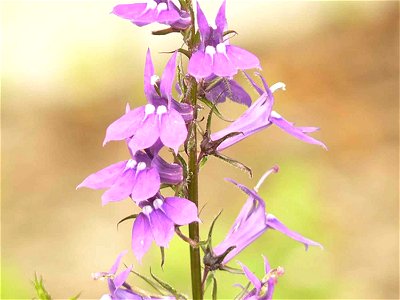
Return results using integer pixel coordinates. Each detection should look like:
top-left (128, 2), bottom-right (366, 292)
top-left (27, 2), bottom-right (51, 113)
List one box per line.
top-left (149, 209), bottom-right (175, 248)
top-left (213, 51), bottom-right (236, 77)
top-left (109, 250), bottom-right (129, 274)
top-left (103, 107), bottom-right (146, 146)
top-left (128, 113), bottom-right (160, 154)
top-left (215, 0), bottom-right (227, 33)
top-left (77, 161), bottom-right (126, 190)
top-left (225, 79), bottom-right (252, 106)
top-left (160, 52), bottom-right (177, 100)
top-left (188, 50), bottom-right (213, 79)
top-left (226, 45), bottom-right (260, 70)
top-left (266, 214), bottom-right (323, 250)
top-left (170, 99), bottom-right (193, 122)
top-left (269, 111), bottom-right (327, 150)
top-left (151, 155), bottom-right (183, 185)
top-left (157, 7), bottom-right (181, 24)
top-left (205, 78), bottom-right (251, 107)
top-left (131, 167), bottom-right (160, 201)
top-left (262, 255), bottom-right (271, 274)
top-left (130, 7), bottom-right (158, 27)
top-left (144, 49), bottom-right (156, 102)
top-left (243, 72), bottom-right (265, 96)
top-left (113, 265), bottom-right (132, 290)
top-left (159, 109), bottom-right (187, 154)
top-left (101, 170), bottom-right (136, 205)
top-left (161, 197), bottom-right (199, 225)
top-left (237, 261), bottom-right (261, 293)
top-left (112, 3), bottom-right (147, 20)
top-left (196, 1), bottom-right (210, 40)
top-left (131, 213), bottom-right (153, 262)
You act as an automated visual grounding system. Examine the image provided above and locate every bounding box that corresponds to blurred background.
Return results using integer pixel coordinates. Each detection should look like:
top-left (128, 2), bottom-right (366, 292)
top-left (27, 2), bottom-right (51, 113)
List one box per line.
top-left (1, 0), bottom-right (398, 299)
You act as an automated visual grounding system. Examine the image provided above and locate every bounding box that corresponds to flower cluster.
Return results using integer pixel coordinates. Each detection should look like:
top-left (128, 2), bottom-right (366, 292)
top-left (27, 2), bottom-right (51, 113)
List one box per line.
top-left (79, 0), bottom-right (326, 299)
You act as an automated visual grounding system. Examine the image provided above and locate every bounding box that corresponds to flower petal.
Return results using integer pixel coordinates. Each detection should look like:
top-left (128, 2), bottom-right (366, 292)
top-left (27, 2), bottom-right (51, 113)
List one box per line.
top-left (131, 213), bottom-right (153, 262)
top-left (196, 1), bottom-right (210, 40)
top-left (112, 3), bottom-right (147, 20)
top-left (159, 109), bottom-right (187, 154)
top-left (109, 250), bottom-right (129, 274)
top-left (213, 52), bottom-right (236, 77)
top-left (188, 50), bottom-right (213, 80)
top-left (101, 170), bottom-right (136, 205)
top-left (226, 45), bottom-right (260, 70)
top-left (215, 0), bottom-right (227, 34)
top-left (131, 167), bottom-right (160, 201)
top-left (128, 113), bottom-right (160, 153)
top-left (77, 161), bottom-right (127, 190)
top-left (237, 261), bottom-right (261, 294)
top-left (160, 52), bottom-right (177, 100)
top-left (152, 155), bottom-right (183, 185)
top-left (149, 209), bottom-right (175, 248)
top-left (113, 265), bottom-right (133, 290)
top-left (161, 197), bottom-right (199, 225)
top-left (269, 111), bottom-right (327, 150)
top-left (266, 214), bottom-right (323, 250)
top-left (157, 7), bottom-right (181, 24)
top-left (144, 49), bottom-right (156, 102)
top-left (103, 106), bottom-right (146, 146)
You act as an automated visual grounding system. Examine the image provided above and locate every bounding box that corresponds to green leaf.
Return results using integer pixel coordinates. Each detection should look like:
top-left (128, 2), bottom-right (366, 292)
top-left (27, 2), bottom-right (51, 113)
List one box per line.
top-left (131, 270), bottom-right (165, 295)
top-left (214, 153), bottom-right (253, 178)
top-left (199, 155), bottom-right (208, 169)
top-left (204, 272), bottom-right (214, 294)
top-left (160, 247), bottom-right (165, 269)
top-left (219, 265), bottom-right (244, 274)
top-left (68, 292), bottom-right (81, 300)
top-left (117, 214), bottom-right (138, 230)
top-left (32, 273), bottom-right (51, 300)
top-left (223, 30), bottom-right (238, 37)
top-left (206, 211), bottom-right (222, 251)
top-left (199, 97), bottom-right (233, 122)
top-left (234, 282), bottom-right (251, 300)
top-left (212, 276), bottom-right (218, 300)
top-left (152, 27), bottom-right (181, 35)
top-left (149, 269), bottom-right (187, 300)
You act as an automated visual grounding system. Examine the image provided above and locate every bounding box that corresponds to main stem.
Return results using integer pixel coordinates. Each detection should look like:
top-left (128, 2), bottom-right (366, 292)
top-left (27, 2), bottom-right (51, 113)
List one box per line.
top-left (187, 80), bottom-right (202, 300)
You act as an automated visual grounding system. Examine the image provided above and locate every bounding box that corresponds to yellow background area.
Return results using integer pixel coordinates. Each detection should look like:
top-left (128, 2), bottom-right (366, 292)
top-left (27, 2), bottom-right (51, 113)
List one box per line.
top-left (1, 1), bottom-right (398, 299)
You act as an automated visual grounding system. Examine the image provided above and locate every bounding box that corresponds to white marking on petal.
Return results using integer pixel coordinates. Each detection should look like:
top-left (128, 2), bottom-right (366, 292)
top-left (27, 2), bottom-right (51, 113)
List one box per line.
top-left (232, 221), bottom-right (241, 233)
top-left (205, 45), bottom-right (216, 58)
top-left (216, 43), bottom-right (227, 55)
top-left (270, 111), bottom-right (282, 119)
top-left (153, 198), bottom-right (163, 209)
top-left (140, 239), bottom-right (144, 245)
top-left (156, 105), bottom-right (167, 115)
top-left (145, 104), bottom-right (156, 116)
top-left (151, 75), bottom-right (160, 86)
top-left (146, 0), bottom-right (157, 10)
top-left (270, 82), bottom-right (286, 93)
top-left (157, 2), bottom-right (167, 13)
top-left (125, 159), bottom-right (137, 171)
top-left (136, 162), bottom-right (147, 171)
top-left (142, 205), bottom-right (153, 215)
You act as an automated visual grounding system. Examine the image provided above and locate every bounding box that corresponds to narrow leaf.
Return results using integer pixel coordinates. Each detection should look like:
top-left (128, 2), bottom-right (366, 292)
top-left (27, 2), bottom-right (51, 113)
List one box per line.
top-left (199, 97), bottom-right (233, 122)
top-left (152, 27), bottom-right (180, 35)
top-left (149, 269), bottom-right (187, 300)
top-left (160, 247), bottom-right (165, 269)
top-left (131, 270), bottom-right (165, 295)
top-left (214, 153), bottom-right (253, 178)
top-left (212, 276), bottom-right (218, 300)
top-left (117, 214), bottom-right (138, 230)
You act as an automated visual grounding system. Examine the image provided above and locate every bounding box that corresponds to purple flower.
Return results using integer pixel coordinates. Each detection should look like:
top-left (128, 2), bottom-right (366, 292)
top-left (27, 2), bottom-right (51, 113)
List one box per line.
top-left (237, 256), bottom-right (284, 300)
top-left (112, 0), bottom-right (190, 29)
top-left (131, 194), bottom-right (200, 262)
top-left (212, 167), bottom-right (322, 265)
top-left (94, 251), bottom-right (175, 300)
top-left (188, 0), bottom-right (260, 79)
top-left (210, 75), bottom-right (327, 151)
top-left (103, 50), bottom-right (188, 154)
top-left (77, 150), bottom-right (182, 205)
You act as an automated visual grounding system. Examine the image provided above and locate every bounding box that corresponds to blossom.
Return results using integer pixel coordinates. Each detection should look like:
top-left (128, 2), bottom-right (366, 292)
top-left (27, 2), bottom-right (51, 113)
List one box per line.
top-left (187, 0), bottom-right (260, 79)
top-left (210, 74), bottom-right (327, 151)
top-left (103, 50), bottom-right (188, 154)
top-left (77, 150), bottom-right (182, 205)
top-left (237, 256), bottom-right (284, 300)
top-left (93, 251), bottom-right (175, 300)
top-left (212, 167), bottom-right (322, 265)
top-left (112, 0), bottom-right (190, 29)
top-left (131, 194), bottom-right (200, 262)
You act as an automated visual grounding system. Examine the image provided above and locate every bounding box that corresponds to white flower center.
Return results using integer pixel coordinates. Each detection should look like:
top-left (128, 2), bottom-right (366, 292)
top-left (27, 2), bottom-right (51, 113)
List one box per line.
top-left (157, 2), bottom-right (167, 13)
top-left (205, 45), bottom-right (216, 58)
top-left (153, 198), bottom-right (163, 209)
top-left (270, 82), bottom-right (286, 93)
top-left (125, 159), bottom-right (137, 170)
top-left (142, 205), bottom-right (153, 215)
top-left (216, 43), bottom-right (226, 54)
top-left (146, 0), bottom-right (157, 10)
top-left (136, 162), bottom-right (147, 171)
top-left (150, 74), bottom-right (160, 86)
top-left (156, 105), bottom-right (167, 115)
top-left (270, 111), bottom-right (282, 119)
top-left (145, 104), bottom-right (156, 116)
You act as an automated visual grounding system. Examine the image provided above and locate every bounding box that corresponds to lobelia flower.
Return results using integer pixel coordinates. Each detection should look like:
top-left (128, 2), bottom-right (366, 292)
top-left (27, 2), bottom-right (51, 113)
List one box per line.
top-left (237, 256), bottom-right (284, 300)
top-left (76, 149), bottom-right (182, 206)
top-left (112, 0), bottom-right (190, 29)
top-left (131, 194), bottom-right (200, 262)
top-left (210, 74), bottom-right (327, 151)
top-left (93, 251), bottom-right (175, 300)
top-left (103, 50), bottom-right (188, 154)
top-left (188, 0), bottom-right (260, 79)
top-left (211, 166), bottom-right (322, 265)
